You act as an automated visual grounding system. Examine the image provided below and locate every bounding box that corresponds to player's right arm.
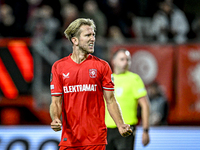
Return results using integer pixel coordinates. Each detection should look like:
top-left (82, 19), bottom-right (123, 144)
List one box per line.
top-left (50, 96), bottom-right (62, 132)
top-left (104, 90), bottom-right (132, 137)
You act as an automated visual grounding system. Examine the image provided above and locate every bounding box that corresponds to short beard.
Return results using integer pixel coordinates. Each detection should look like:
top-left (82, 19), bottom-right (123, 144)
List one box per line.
top-left (79, 45), bottom-right (93, 54)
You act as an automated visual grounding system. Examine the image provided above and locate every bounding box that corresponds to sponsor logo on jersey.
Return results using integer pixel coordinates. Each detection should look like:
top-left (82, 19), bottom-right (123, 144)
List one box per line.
top-left (89, 69), bottom-right (97, 78)
top-left (50, 85), bottom-right (54, 90)
top-left (63, 84), bottom-right (97, 93)
top-left (63, 73), bottom-right (70, 79)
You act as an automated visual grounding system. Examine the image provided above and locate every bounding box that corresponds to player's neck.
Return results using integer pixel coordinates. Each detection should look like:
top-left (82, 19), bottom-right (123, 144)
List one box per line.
top-left (71, 51), bottom-right (89, 64)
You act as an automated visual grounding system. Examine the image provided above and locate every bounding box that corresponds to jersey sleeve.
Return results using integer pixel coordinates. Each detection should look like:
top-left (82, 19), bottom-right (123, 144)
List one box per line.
top-left (102, 62), bottom-right (114, 91)
top-left (50, 63), bottom-right (63, 96)
top-left (133, 74), bottom-right (147, 99)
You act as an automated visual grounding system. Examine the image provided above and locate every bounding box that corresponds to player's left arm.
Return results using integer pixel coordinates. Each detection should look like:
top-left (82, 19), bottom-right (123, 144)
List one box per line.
top-left (138, 96), bottom-right (150, 146)
top-left (104, 90), bottom-right (132, 137)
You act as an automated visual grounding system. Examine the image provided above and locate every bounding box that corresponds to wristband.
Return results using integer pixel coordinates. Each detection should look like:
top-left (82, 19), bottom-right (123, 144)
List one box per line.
top-left (143, 128), bottom-right (149, 133)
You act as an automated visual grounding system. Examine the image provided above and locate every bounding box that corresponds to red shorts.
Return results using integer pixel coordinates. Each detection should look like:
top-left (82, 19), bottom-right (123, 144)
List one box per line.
top-left (59, 145), bottom-right (106, 150)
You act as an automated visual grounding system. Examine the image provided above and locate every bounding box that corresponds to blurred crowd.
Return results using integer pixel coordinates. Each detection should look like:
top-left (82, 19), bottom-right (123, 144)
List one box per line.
top-left (1, 0), bottom-right (198, 126)
top-left (0, 0), bottom-right (200, 45)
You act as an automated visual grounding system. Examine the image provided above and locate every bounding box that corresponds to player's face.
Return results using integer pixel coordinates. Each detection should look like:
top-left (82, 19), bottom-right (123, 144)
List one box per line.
top-left (78, 25), bottom-right (95, 54)
top-left (114, 51), bottom-right (131, 73)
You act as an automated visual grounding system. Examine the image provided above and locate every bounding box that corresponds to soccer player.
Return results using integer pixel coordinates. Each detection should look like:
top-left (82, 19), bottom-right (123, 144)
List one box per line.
top-left (105, 49), bottom-right (150, 150)
top-left (49, 18), bottom-right (132, 150)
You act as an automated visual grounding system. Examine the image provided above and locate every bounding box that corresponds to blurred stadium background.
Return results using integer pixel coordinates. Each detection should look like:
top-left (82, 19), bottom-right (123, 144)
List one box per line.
top-left (1, 0), bottom-right (200, 149)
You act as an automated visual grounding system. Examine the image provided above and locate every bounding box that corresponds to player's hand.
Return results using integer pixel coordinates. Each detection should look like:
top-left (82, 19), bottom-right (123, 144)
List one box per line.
top-left (142, 132), bottom-right (150, 146)
top-left (118, 124), bottom-right (132, 137)
top-left (51, 119), bottom-right (62, 132)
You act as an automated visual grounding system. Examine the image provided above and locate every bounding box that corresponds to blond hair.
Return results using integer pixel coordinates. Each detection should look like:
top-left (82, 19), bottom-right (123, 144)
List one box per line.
top-left (64, 18), bottom-right (96, 43)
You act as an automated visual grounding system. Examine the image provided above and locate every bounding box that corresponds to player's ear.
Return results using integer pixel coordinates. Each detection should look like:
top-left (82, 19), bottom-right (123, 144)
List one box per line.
top-left (71, 37), bottom-right (78, 46)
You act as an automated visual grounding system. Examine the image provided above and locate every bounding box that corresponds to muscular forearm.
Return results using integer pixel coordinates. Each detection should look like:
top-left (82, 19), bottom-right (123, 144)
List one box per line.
top-left (50, 96), bottom-right (62, 132)
top-left (50, 96), bottom-right (62, 120)
top-left (50, 104), bottom-right (61, 120)
top-left (107, 99), bottom-right (124, 127)
top-left (104, 90), bottom-right (132, 137)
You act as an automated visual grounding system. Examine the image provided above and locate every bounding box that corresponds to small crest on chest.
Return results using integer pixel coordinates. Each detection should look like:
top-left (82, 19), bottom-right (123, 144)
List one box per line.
top-left (89, 69), bottom-right (97, 78)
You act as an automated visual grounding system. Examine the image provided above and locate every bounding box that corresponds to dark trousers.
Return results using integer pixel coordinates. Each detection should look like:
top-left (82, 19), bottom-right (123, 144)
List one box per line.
top-left (106, 125), bottom-right (136, 150)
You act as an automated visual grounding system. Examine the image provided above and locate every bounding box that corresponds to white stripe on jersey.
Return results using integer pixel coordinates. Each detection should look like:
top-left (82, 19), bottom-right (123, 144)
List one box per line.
top-left (103, 87), bottom-right (114, 90)
top-left (51, 93), bottom-right (63, 95)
